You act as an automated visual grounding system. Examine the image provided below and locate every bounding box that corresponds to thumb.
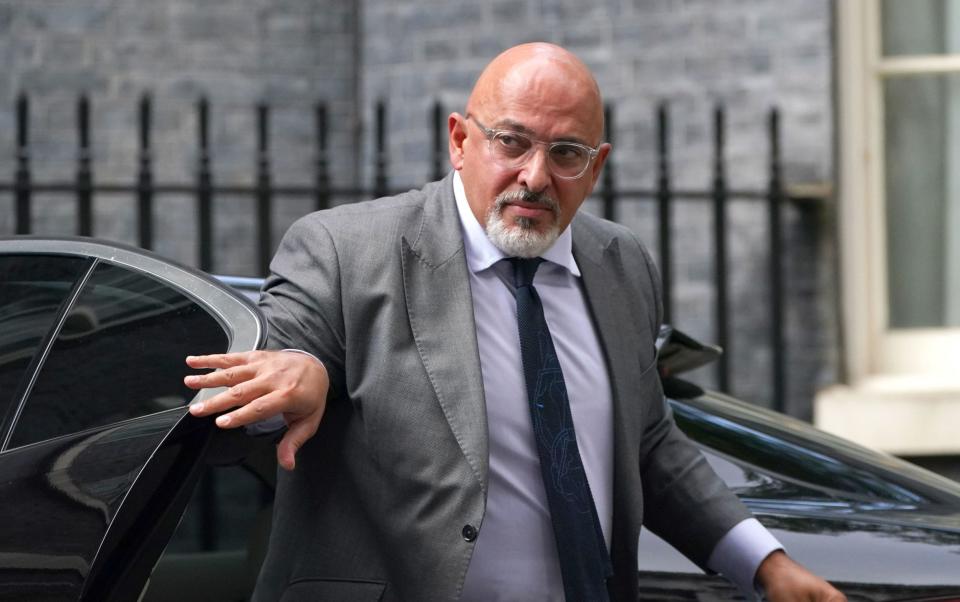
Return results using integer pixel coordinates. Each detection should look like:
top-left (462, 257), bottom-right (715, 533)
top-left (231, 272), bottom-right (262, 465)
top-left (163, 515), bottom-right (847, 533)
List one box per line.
top-left (276, 420), bottom-right (315, 471)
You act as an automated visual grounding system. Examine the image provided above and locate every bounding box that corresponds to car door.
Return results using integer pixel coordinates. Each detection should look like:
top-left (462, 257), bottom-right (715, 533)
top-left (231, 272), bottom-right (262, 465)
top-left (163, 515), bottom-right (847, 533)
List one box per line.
top-left (0, 237), bottom-right (265, 601)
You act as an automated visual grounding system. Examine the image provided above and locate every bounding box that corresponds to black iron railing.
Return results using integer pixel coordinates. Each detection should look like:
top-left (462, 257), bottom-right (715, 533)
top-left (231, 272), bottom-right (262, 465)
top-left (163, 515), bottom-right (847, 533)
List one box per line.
top-left (1, 93), bottom-right (810, 410)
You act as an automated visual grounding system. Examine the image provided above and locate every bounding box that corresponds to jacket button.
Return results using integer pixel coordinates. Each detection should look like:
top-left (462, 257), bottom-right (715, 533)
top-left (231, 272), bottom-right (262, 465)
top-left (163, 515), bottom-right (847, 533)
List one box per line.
top-left (461, 524), bottom-right (478, 542)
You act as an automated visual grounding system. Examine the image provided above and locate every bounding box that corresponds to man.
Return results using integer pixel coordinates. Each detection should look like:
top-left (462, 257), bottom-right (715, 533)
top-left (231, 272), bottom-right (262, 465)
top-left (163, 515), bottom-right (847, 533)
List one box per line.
top-left (185, 43), bottom-right (845, 601)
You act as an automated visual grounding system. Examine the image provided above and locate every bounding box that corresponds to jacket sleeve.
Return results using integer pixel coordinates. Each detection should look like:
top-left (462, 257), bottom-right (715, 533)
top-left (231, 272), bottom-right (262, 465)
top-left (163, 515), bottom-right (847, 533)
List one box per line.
top-left (257, 214), bottom-right (348, 401)
top-left (626, 231), bottom-right (754, 569)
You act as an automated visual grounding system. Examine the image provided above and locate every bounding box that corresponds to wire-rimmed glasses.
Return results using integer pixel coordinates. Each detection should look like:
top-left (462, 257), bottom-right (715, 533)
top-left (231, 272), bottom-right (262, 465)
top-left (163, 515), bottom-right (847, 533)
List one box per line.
top-left (467, 115), bottom-right (600, 180)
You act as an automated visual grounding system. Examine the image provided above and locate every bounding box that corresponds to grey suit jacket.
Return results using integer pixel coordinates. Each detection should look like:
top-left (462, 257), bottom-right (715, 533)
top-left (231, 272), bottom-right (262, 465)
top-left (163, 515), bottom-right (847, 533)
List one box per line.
top-left (253, 172), bottom-right (750, 602)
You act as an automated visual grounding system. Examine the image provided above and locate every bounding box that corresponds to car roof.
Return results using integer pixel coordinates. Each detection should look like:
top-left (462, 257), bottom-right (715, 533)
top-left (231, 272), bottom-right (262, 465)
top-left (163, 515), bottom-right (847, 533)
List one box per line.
top-left (672, 389), bottom-right (960, 507)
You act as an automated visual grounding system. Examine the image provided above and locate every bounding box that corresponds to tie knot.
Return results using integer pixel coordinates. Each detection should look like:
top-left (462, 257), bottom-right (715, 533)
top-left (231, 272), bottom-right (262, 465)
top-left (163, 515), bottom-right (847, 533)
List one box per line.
top-left (509, 257), bottom-right (544, 289)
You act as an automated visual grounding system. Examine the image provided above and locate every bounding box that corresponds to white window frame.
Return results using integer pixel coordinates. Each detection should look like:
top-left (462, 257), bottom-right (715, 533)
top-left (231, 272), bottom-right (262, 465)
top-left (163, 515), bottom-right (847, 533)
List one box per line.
top-left (820, 0), bottom-right (960, 454)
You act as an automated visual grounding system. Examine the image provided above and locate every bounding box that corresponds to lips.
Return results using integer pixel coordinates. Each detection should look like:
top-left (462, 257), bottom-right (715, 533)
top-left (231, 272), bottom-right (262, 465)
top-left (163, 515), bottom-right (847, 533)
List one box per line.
top-left (505, 202), bottom-right (553, 219)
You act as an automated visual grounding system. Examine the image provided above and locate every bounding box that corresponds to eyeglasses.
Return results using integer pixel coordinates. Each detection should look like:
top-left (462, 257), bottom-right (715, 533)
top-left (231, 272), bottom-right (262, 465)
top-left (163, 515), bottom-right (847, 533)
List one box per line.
top-left (467, 115), bottom-right (600, 180)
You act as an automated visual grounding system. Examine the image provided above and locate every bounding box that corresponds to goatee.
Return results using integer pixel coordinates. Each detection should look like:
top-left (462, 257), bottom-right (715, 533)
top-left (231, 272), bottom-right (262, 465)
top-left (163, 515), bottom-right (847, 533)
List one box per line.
top-left (484, 189), bottom-right (561, 258)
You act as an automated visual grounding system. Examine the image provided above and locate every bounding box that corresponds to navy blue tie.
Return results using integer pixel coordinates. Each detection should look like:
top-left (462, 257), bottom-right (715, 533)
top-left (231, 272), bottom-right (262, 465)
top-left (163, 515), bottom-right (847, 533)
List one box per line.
top-left (509, 257), bottom-right (612, 602)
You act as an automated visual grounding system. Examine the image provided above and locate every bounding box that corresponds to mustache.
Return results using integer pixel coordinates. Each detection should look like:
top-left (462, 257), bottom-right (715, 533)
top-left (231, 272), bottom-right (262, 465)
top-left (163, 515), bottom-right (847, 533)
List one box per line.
top-left (493, 189), bottom-right (560, 214)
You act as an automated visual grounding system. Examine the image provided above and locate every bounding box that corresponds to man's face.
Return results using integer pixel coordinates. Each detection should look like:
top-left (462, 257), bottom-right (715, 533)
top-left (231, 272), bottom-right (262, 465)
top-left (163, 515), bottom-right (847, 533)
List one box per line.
top-left (449, 56), bottom-right (610, 256)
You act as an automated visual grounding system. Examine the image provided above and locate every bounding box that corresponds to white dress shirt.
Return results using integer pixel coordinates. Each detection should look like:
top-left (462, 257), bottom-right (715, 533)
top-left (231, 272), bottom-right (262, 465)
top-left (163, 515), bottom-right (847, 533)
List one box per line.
top-left (452, 172), bottom-right (781, 600)
top-left (456, 175), bottom-right (614, 601)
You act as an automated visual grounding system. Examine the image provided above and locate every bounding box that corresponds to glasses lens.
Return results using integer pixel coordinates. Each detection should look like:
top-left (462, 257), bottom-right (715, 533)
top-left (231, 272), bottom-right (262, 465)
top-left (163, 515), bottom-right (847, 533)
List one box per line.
top-left (548, 144), bottom-right (589, 177)
top-left (491, 131), bottom-right (532, 161)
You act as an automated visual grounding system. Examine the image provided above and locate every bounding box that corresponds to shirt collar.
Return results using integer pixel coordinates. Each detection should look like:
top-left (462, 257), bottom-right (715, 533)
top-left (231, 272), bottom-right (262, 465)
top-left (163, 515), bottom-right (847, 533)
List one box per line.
top-left (453, 171), bottom-right (580, 277)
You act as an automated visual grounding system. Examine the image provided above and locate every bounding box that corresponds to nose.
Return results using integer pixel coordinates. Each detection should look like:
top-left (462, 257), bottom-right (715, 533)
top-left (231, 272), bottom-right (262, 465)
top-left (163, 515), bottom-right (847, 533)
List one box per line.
top-left (517, 145), bottom-right (551, 193)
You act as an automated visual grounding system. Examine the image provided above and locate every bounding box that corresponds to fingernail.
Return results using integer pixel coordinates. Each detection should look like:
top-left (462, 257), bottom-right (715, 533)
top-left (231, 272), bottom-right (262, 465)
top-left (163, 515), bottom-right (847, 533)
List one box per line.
top-left (189, 402), bottom-right (204, 414)
top-left (216, 414), bottom-right (231, 427)
top-left (184, 375), bottom-right (196, 384)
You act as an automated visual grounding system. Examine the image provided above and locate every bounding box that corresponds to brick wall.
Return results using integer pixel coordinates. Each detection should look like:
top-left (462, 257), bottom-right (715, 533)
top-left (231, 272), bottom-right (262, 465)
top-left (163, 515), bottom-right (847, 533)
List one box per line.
top-left (0, 0), bottom-right (359, 274)
top-left (359, 0), bottom-right (831, 188)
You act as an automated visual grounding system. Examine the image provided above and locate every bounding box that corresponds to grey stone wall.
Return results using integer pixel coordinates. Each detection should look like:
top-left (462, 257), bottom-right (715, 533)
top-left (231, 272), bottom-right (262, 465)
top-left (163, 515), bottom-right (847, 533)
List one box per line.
top-left (0, 0), bottom-right (359, 274)
top-left (360, 0), bottom-right (831, 189)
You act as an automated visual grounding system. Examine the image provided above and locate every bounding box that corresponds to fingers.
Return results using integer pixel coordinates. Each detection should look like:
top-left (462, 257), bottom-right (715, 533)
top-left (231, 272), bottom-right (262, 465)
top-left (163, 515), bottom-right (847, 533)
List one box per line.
top-left (191, 359), bottom-right (327, 429)
top-left (217, 387), bottom-right (298, 429)
top-left (758, 551), bottom-right (847, 602)
top-left (186, 351), bottom-right (257, 370)
top-left (184, 349), bottom-right (330, 470)
top-left (188, 373), bottom-right (278, 419)
top-left (184, 362), bottom-right (259, 390)
top-left (277, 418), bottom-right (321, 471)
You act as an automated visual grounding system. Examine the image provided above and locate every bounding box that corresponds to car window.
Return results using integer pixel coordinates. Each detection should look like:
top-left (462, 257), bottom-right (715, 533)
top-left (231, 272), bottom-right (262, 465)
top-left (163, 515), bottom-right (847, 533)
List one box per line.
top-left (0, 254), bottom-right (90, 438)
top-left (671, 396), bottom-right (960, 506)
top-left (9, 261), bottom-right (229, 448)
top-left (699, 446), bottom-right (859, 503)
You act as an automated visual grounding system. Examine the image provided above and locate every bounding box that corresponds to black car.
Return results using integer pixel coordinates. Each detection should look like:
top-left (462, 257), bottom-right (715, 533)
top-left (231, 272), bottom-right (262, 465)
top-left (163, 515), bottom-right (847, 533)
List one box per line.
top-left (643, 329), bottom-right (960, 600)
top-left (0, 237), bottom-right (267, 601)
top-left (1, 237), bottom-right (959, 601)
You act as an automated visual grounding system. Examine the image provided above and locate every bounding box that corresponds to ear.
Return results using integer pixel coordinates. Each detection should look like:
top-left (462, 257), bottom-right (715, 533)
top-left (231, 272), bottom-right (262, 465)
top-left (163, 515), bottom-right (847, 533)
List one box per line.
top-left (586, 142), bottom-right (612, 191)
top-left (448, 112), bottom-right (468, 170)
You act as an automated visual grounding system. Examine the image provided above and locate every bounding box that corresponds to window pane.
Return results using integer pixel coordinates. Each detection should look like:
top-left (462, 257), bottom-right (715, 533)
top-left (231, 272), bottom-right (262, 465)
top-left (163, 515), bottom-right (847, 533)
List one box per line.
top-left (881, 0), bottom-right (960, 56)
top-left (10, 262), bottom-right (229, 447)
top-left (0, 255), bottom-right (89, 432)
top-left (884, 74), bottom-right (960, 327)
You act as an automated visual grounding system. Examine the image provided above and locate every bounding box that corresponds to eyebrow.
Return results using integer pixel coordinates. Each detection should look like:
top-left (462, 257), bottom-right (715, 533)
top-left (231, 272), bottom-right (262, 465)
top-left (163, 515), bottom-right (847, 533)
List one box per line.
top-left (491, 118), bottom-right (593, 147)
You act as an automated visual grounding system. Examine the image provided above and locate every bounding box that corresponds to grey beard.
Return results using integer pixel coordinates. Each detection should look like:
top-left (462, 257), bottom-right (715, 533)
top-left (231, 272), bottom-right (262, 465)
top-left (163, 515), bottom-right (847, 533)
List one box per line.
top-left (484, 189), bottom-right (561, 258)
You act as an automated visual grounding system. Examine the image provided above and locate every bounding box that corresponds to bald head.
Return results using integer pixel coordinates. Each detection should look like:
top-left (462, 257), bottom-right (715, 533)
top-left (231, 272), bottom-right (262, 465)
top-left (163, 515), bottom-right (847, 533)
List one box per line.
top-left (447, 43), bottom-right (612, 246)
top-left (466, 43), bottom-right (605, 142)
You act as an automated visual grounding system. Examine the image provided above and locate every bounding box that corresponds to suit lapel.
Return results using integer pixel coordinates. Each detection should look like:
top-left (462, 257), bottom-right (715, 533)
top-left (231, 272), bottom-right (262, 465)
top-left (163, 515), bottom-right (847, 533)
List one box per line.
top-left (573, 226), bottom-right (643, 441)
top-left (401, 175), bottom-right (488, 492)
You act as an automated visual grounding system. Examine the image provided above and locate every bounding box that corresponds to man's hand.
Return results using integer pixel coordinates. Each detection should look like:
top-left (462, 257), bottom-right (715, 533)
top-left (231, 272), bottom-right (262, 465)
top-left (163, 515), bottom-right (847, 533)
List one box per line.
top-left (756, 551), bottom-right (846, 601)
top-left (184, 350), bottom-right (329, 471)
